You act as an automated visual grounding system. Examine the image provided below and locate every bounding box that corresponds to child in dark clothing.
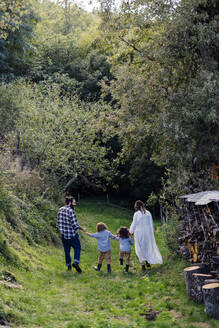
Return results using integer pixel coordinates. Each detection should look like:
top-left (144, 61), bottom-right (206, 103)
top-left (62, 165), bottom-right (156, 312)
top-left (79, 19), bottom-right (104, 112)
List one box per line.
top-left (116, 227), bottom-right (133, 273)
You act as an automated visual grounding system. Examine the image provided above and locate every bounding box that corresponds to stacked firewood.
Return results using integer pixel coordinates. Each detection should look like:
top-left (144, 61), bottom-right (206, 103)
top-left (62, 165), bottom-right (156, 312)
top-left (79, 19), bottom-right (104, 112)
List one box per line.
top-left (178, 196), bottom-right (219, 318)
top-left (178, 200), bottom-right (219, 272)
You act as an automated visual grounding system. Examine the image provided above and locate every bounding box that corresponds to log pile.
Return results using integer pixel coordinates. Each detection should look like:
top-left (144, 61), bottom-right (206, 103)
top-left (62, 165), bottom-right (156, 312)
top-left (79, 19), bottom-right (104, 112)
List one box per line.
top-left (178, 191), bottom-right (219, 318)
top-left (178, 195), bottom-right (219, 275)
top-left (183, 265), bottom-right (219, 318)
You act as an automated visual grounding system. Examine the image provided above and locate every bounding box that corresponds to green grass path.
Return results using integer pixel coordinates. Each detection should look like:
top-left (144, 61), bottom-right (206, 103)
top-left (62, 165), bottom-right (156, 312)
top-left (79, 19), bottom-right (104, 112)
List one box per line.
top-left (0, 202), bottom-right (218, 328)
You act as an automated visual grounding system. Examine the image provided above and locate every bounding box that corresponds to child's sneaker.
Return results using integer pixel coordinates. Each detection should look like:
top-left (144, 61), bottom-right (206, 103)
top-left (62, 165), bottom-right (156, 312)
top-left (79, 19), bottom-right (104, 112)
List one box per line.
top-left (94, 264), bottom-right (102, 271)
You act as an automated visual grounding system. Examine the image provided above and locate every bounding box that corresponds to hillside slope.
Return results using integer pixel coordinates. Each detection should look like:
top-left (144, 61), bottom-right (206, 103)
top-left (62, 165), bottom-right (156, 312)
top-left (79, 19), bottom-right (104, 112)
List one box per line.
top-left (0, 202), bottom-right (218, 328)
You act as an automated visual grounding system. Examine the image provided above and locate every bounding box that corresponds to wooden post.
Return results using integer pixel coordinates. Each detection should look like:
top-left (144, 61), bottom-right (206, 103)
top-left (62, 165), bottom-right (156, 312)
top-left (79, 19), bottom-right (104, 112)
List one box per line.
top-left (203, 283), bottom-right (219, 318)
top-left (192, 274), bottom-right (212, 303)
top-left (184, 266), bottom-right (201, 300)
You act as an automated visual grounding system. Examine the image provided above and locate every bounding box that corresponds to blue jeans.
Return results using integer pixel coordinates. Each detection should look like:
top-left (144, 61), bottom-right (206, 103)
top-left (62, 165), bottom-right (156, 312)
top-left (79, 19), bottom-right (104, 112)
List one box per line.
top-left (61, 234), bottom-right (81, 267)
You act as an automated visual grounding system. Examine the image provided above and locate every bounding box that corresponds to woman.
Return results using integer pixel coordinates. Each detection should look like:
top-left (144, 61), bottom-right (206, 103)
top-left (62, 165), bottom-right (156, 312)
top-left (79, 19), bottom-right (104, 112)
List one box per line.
top-left (129, 200), bottom-right (163, 271)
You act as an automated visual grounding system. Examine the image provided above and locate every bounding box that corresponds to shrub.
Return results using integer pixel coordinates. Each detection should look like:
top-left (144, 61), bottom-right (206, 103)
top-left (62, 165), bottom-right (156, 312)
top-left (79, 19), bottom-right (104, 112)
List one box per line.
top-left (162, 217), bottom-right (179, 255)
top-left (0, 231), bottom-right (20, 266)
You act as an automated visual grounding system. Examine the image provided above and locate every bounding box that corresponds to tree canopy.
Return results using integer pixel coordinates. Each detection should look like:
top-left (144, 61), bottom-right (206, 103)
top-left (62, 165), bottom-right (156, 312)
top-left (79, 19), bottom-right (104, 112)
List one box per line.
top-left (0, 0), bottom-right (218, 207)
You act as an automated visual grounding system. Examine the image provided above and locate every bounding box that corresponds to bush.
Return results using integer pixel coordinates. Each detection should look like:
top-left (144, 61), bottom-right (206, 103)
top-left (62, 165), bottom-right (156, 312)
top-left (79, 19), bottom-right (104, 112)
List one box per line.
top-left (0, 187), bottom-right (14, 220)
top-left (0, 231), bottom-right (20, 266)
top-left (162, 217), bottom-right (179, 254)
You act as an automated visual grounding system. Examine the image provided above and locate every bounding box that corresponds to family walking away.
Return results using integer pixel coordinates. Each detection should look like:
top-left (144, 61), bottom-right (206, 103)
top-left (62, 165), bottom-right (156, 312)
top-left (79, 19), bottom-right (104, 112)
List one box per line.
top-left (57, 197), bottom-right (162, 273)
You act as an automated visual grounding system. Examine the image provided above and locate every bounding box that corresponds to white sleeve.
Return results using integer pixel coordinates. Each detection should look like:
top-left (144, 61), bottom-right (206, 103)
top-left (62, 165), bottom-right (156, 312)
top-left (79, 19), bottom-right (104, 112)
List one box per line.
top-left (129, 212), bottom-right (138, 234)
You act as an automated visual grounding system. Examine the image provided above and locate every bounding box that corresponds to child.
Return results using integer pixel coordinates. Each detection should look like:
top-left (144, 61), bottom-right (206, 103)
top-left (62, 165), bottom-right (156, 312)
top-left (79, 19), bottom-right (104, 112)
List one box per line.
top-left (116, 227), bottom-right (133, 273)
top-left (85, 222), bottom-right (116, 273)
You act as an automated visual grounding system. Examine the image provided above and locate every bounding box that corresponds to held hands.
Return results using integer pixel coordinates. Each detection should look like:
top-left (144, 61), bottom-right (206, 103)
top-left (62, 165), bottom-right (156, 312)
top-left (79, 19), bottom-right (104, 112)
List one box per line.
top-left (81, 228), bottom-right (91, 236)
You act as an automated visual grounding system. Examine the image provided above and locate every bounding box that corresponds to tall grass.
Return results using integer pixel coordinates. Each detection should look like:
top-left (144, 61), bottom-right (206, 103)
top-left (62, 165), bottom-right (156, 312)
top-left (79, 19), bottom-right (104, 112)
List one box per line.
top-left (0, 202), bottom-right (218, 327)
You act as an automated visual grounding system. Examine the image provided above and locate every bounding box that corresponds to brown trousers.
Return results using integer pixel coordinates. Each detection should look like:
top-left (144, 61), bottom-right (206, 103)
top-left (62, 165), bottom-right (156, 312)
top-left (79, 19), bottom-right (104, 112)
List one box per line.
top-left (98, 250), bottom-right (111, 264)
top-left (120, 251), bottom-right (131, 264)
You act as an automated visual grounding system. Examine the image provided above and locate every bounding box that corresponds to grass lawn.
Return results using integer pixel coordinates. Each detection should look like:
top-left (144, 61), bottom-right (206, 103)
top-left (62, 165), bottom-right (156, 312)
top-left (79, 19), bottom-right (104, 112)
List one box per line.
top-left (0, 201), bottom-right (218, 328)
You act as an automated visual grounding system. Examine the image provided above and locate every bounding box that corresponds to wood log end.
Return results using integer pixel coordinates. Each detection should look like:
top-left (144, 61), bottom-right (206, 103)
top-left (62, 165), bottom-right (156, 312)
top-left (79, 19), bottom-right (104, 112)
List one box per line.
top-left (184, 266), bottom-right (200, 272)
top-left (203, 283), bottom-right (219, 290)
top-left (192, 274), bottom-right (212, 277)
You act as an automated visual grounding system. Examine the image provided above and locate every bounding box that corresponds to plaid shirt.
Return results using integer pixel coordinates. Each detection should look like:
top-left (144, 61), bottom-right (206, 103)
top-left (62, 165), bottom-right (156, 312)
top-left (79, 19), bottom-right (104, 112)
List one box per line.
top-left (57, 206), bottom-right (80, 239)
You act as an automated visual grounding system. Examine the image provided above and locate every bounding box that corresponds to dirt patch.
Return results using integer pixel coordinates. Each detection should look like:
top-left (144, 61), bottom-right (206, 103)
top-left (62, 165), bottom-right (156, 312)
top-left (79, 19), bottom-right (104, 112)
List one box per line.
top-left (0, 281), bottom-right (23, 289)
top-left (113, 316), bottom-right (129, 322)
top-left (192, 323), bottom-right (210, 328)
top-left (169, 309), bottom-right (183, 319)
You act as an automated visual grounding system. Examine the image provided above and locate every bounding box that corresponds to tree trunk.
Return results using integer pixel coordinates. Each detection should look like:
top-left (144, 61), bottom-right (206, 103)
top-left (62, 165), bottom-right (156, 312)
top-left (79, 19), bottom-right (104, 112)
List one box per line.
top-left (184, 266), bottom-right (201, 300)
top-left (203, 283), bottom-right (219, 318)
top-left (191, 273), bottom-right (212, 303)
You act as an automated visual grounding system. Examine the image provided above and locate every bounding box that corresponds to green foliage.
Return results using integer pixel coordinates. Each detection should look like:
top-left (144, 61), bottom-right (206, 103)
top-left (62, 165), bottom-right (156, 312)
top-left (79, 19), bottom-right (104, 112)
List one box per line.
top-left (0, 82), bottom-right (20, 138)
top-left (0, 0), bottom-right (38, 78)
top-left (1, 0), bottom-right (218, 242)
top-left (17, 201), bottom-right (58, 245)
top-left (0, 152), bottom-right (60, 246)
top-left (146, 192), bottom-right (158, 207)
top-left (0, 230), bottom-right (20, 266)
top-left (0, 185), bottom-right (14, 220)
top-left (0, 0), bottom-right (28, 39)
top-left (162, 219), bottom-right (179, 254)
top-left (99, 0), bottom-right (219, 202)
top-left (3, 81), bottom-right (115, 190)
top-left (27, 0), bottom-right (112, 101)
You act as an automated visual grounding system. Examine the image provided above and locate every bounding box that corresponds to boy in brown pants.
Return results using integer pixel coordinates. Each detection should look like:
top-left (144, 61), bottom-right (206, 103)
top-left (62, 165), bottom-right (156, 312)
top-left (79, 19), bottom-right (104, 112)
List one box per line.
top-left (84, 222), bottom-right (116, 273)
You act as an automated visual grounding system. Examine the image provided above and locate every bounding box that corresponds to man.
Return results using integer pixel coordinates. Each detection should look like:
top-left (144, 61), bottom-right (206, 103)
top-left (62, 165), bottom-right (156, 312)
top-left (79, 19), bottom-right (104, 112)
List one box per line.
top-left (57, 196), bottom-right (86, 272)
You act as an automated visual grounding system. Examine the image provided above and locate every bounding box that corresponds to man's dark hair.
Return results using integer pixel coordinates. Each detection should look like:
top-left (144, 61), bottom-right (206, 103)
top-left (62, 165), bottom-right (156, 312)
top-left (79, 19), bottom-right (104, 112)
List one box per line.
top-left (65, 196), bottom-right (74, 205)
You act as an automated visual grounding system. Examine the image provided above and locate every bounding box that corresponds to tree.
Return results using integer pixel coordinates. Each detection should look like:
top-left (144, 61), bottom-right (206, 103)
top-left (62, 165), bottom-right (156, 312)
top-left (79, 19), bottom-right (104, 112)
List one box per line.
top-left (0, 0), bottom-right (27, 40)
top-left (5, 81), bottom-right (115, 191)
top-left (27, 0), bottom-right (113, 100)
top-left (98, 0), bottom-right (219, 201)
top-left (0, 0), bottom-right (38, 78)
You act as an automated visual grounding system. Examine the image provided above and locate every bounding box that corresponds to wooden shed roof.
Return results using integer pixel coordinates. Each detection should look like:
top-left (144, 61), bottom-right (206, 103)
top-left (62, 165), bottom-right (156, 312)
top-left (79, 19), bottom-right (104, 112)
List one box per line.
top-left (179, 190), bottom-right (219, 205)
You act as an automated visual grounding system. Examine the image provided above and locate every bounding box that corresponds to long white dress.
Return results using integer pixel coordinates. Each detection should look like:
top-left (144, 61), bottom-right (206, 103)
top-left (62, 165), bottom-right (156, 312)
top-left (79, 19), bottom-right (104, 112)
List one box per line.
top-left (129, 210), bottom-right (163, 264)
